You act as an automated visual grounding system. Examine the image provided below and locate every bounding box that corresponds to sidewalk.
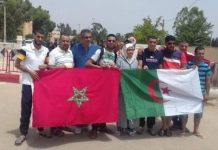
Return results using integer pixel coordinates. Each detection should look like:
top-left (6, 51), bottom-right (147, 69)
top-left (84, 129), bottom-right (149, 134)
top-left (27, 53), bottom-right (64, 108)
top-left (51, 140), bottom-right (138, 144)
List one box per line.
top-left (0, 82), bottom-right (218, 150)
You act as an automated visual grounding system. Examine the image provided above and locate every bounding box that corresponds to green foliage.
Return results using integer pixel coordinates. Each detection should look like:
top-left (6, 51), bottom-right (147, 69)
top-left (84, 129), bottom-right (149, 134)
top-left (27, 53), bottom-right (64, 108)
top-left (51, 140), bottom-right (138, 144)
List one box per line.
top-left (32, 6), bottom-right (55, 35)
top-left (25, 34), bottom-right (33, 39)
top-left (211, 37), bottom-right (218, 47)
top-left (173, 7), bottom-right (213, 46)
top-left (57, 23), bottom-right (73, 35)
top-left (133, 17), bottom-right (167, 44)
top-left (91, 22), bottom-right (108, 42)
top-left (0, 0), bottom-right (55, 41)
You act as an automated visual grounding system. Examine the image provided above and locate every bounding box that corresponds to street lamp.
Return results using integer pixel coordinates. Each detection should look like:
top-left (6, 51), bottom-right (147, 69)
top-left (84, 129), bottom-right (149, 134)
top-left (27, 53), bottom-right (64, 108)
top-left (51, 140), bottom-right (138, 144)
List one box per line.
top-left (0, 0), bottom-right (6, 44)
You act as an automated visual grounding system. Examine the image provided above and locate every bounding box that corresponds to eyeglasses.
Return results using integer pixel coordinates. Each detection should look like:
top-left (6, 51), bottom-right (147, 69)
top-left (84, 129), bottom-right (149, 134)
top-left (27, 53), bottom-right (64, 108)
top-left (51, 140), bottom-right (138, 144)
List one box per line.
top-left (167, 42), bottom-right (175, 45)
top-left (107, 40), bottom-right (116, 43)
top-left (83, 36), bottom-right (92, 39)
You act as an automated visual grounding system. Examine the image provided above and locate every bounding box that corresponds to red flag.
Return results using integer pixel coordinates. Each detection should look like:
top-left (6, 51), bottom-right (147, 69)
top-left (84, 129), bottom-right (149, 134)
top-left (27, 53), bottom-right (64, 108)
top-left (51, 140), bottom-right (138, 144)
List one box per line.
top-left (32, 68), bottom-right (120, 128)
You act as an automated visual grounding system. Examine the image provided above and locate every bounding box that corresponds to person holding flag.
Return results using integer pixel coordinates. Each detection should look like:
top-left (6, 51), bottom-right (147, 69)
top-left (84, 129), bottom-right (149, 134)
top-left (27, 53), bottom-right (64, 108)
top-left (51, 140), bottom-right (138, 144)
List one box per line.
top-left (137, 36), bottom-right (163, 136)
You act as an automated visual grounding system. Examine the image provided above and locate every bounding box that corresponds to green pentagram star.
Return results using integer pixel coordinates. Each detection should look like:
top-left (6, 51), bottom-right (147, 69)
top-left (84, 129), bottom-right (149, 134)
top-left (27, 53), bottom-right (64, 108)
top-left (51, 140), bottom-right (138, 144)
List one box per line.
top-left (68, 87), bottom-right (89, 108)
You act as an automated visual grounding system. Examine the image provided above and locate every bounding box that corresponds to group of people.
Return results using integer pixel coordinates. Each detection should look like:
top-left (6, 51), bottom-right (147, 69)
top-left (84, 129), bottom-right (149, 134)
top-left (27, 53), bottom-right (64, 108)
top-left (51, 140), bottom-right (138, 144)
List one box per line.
top-left (14, 28), bottom-right (211, 146)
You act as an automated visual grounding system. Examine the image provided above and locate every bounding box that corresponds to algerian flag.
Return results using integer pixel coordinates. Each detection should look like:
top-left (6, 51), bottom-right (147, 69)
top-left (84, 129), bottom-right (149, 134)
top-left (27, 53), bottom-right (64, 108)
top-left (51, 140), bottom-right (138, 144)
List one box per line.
top-left (121, 68), bottom-right (203, 119)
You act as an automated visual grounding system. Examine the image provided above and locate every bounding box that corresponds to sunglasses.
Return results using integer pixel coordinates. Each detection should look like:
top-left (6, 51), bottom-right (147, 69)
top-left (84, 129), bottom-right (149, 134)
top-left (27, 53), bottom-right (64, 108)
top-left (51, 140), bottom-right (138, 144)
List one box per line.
top-left (167, 42), bottom-right (175, 45)
top-left (83, 36), bottom-right (92, 39)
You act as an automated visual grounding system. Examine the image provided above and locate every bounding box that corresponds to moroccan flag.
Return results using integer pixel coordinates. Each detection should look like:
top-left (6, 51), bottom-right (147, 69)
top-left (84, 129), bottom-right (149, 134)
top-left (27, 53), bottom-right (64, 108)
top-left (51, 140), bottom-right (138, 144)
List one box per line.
top-left (32, 68), bottom-right (120, 128)
top-left (121, 68), bottom-right (203, 119)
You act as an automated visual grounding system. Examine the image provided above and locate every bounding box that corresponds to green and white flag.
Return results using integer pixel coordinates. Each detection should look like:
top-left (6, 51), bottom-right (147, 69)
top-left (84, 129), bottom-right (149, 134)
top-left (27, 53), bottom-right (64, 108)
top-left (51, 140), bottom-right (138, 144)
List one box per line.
top-left (121, 68), bottom-right (203, 119)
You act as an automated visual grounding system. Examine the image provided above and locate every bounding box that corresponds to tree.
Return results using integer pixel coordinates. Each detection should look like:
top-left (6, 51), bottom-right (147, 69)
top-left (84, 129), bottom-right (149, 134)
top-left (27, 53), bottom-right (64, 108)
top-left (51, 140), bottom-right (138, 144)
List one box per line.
top-left (133, 17), bottom-right (167, 44)
top-left (57, 23), bottom-right (73, 35)
top-left (0, 0), bottom-right (33, 41)
top-left (0, 0), bottom-right (55, 41)
top-left (211, 37), bottom-right (218, 47)
top-left (91, 22), bottom-right (108, 42)
top-left (32, 6), bottom-right (55, 35)
top-left (173, 7), bottom-right (213, 46)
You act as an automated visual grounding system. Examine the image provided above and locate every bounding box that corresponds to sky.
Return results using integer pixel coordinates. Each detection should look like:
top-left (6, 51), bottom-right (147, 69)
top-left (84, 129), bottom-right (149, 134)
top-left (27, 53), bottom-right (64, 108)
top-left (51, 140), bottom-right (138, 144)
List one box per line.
top-left (30, 0), bottom-right (218, 37)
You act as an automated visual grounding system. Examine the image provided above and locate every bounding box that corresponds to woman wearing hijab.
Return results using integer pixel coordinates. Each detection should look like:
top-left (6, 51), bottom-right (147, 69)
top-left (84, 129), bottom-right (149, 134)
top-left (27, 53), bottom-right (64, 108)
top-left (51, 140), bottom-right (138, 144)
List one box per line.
top-left (116, 43), bottom-right (140, 136)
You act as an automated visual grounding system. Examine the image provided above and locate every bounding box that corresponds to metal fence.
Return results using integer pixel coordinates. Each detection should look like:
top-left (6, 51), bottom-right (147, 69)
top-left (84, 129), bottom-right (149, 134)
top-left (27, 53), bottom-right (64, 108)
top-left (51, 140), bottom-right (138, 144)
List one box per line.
top-left (0, 48), bottom-right (19, 73)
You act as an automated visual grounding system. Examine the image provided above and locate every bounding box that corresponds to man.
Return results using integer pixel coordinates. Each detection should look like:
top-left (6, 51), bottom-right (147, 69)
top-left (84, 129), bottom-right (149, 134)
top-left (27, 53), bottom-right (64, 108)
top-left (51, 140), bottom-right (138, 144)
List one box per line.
top-left (85, 34), bottom-right (117, 139)
top-left (182, 47), bottom-right (211, 138)
top-left (14, 29), bottom-right (49, 145)
top-left (159, 35), bottom-right (187, 137)
top-left (72, 29), bottom-right (101, 68)
top-left (137, 36), bottom-right (163, 136)
top-left (48, 34), bottom-right (74, 68)
top-left (86, 34), bottom-right (117, 68)
top-left (71, 29), bottom-right (101, 134)
top-left (47, 34), bottom-right (74, 137)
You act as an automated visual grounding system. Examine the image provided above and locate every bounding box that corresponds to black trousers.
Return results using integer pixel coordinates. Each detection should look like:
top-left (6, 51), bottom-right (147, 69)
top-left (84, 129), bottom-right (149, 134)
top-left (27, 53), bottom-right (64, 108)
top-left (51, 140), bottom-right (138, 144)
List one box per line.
top-left (19, 84), bottom-right (32, 135)
top-left (172, 115), bottom-right (182, 127)
top-left (139, 117), bottom-right (155, 129)
top-left (92, 123), bottom-right (106, 131)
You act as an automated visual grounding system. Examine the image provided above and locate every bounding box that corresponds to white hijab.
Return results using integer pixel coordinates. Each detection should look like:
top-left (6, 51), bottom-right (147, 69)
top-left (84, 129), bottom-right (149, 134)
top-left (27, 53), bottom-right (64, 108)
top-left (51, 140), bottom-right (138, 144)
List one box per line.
top-left (122, 43), bottom-right (135, 64)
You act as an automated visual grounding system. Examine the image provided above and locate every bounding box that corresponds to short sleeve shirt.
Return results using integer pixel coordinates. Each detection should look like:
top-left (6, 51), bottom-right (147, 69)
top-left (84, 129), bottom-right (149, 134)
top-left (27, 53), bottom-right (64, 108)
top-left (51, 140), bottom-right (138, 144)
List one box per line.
top-left (138, 48), bottom-right (163, 69)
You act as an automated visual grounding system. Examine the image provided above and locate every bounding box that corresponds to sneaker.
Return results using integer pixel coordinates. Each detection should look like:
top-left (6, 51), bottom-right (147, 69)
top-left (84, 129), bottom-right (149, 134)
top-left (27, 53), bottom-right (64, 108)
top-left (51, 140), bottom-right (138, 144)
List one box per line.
top-left (147, 128), bottom-right (156, 136)
top-left (99, 127), bottom-right (113, 134)
top-left (89, 130), bottom-right (97, 139)
top-left (165, 129), bottom-right (172, 137)
top-left (39, 130), bottom-right (52, 138)
top-left (136, 127), bottom-right (144, 135)
top-left (128, 129), bottom-right (136, 136)
top-left (52, 128), bottom-right (65, 137)
top-left (74, 126), bottom-right (82, 135)
top-left (15, 135), bottom-right (26, 146)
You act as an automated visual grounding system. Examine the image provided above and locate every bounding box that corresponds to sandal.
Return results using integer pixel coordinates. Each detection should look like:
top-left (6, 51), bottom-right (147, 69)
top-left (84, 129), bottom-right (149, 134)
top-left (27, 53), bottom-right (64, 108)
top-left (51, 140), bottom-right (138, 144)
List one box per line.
top-left (165, 129), bottom-right (172, 137)
top-left (39, 130), bottom-right (52, 138)
top-left (193, 132), bottom-right (204, 139)
top-left (158, 129), bottom-right (165, 136)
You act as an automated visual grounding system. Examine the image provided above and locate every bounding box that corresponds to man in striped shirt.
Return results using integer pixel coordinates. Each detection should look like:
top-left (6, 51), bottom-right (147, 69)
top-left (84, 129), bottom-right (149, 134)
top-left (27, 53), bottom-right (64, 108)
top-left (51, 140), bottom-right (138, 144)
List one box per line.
top-left (182, 47), bottom-right (211, 137)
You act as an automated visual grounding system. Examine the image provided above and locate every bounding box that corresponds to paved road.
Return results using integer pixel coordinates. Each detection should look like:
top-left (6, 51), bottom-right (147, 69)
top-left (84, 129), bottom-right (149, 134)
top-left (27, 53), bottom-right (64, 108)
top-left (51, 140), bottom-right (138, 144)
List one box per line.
top-left (1, 82), bottom-right (218, 150)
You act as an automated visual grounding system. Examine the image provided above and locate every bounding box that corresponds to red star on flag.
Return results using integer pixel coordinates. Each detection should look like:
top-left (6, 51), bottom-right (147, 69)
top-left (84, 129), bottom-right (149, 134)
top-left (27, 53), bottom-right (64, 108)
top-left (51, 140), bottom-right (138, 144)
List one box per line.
top-left (161, 87), bottom-right (171, 95)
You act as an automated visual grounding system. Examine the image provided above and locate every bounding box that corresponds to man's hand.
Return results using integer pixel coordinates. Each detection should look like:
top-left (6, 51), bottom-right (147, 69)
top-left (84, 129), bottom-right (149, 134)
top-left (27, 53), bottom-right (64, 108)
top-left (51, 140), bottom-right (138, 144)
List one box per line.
top-left (28, 70), bottom-right (39, 80)
top-left (39, 64), bottom-right (48, 70)
top-left (143, 65), bottom-right (148, 70)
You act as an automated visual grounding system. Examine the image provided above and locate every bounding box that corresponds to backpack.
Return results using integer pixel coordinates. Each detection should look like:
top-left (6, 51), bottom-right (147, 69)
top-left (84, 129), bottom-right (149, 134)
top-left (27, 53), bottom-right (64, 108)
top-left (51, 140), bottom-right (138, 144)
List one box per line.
top-left (96, 47), bottom-right (117, 65)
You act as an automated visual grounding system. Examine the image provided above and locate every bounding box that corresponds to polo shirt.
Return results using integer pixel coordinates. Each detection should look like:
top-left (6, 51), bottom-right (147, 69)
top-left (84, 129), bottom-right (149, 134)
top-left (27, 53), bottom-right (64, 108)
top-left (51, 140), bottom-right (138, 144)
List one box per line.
top-left (187, 60), bottom-right (212, 94)
top-left (16, 42), bottom-right (48, 85)
top-left (72, 43), bottom-right (101, 68)
top-left (48, 46), bottom-right (74, 68)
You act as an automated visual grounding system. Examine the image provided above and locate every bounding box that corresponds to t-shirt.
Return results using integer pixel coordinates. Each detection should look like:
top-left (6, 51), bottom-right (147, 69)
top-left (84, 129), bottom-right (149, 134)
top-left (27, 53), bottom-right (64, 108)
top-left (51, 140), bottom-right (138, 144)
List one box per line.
top-left (16, 42), bottom-right (48, 85)
top-left (91, 48), bottom-right (116, 66)
top-left (48, 46), bottom-right (74, 68)
top-left (187, 60), bottom-right (212, 94)
top-left (138, 48), bottom-right (163, 69)
top-left (162, 49), bottom-right (186, 69)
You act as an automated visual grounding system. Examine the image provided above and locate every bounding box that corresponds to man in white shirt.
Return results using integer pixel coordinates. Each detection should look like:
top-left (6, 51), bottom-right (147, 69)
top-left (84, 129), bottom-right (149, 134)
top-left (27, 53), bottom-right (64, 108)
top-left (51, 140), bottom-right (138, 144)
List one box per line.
top-left (15, 29), bottom-right (49, 145)
top-left (48, 34), bottom-right (74, 68)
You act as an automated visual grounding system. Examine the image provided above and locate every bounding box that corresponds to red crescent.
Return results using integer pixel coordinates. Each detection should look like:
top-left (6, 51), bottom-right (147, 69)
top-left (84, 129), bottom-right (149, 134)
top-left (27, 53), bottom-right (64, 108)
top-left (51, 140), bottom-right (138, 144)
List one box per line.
top-left (147, 80), bottom-right (167, 104)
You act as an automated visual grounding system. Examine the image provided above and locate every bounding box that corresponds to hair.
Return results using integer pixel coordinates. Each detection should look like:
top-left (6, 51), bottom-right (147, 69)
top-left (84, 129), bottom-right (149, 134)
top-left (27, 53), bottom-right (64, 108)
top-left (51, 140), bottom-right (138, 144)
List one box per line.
top-left (107, 34), bottom-right (117, 40)
top-left (33, 29), bottom-right (45, 35)
top-left (147, 36), bottom-right (157, 41)
top-left (80, 29), bottom-right (92, 37)
top-left (165, 35), bottom-right (176, 43)
top-left (194, 46), bottom-right (205, 54)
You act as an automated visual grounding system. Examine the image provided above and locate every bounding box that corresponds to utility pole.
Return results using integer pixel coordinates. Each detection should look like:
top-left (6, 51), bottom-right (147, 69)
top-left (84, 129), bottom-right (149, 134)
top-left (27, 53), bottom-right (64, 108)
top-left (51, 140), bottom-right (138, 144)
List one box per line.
top-left (0, 0), bottom-right (6, 44)
top-left (3, 3), bottom-right (6, 43)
